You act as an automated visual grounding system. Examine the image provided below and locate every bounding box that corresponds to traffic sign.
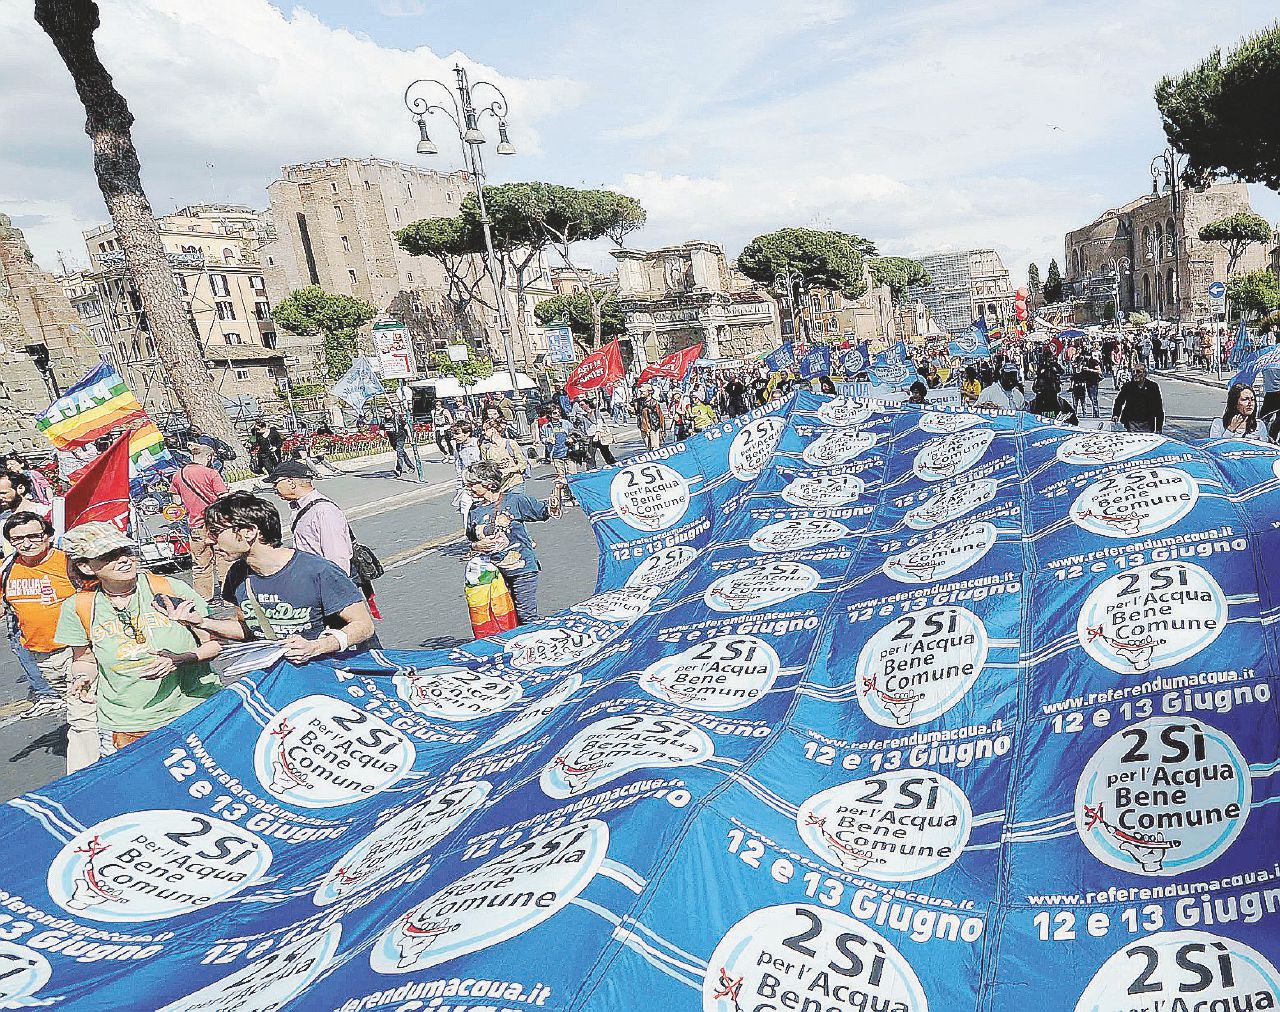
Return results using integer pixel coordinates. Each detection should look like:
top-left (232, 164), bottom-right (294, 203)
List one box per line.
top-left (1209, 281), bottom-right (1226, 299)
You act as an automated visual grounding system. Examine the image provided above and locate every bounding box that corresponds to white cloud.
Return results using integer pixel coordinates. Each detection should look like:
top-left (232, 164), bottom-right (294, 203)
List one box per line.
top-left (0, 0), bottom-right (581, 268)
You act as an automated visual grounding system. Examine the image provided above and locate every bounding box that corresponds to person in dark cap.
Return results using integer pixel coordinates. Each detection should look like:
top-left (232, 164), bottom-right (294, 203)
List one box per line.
top-left (268, 460), bottom-right (353, 577)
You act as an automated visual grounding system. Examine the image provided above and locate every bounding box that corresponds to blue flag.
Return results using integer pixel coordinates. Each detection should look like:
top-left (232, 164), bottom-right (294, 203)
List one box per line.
top-left (796, 343), bottom-right (831, 379)
top-left (949, 319), bottom-right (991, 359)
top-left (1229, 319), bottom-right (1256, 369)
top-left (4, 392), bottom-right (1280, 1009)
top-left (763, 341), bottom-right (797, 373)
top-left (836, 342), bottom-right (868, 376)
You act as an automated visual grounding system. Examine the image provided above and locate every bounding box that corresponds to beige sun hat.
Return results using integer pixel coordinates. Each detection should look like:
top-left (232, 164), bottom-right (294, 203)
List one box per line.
top-left (62, 521), bottom-right (135, 560)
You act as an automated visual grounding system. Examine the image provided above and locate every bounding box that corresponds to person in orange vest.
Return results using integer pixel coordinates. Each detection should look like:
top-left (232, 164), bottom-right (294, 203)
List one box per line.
top-left (57, 523), bottom-right (222, 755)
top-left (1, 512), bottom-right (98, 771)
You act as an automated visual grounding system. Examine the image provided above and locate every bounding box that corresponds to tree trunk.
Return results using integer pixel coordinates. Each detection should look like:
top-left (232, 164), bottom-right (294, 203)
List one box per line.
top-left (35, 0), bottom-right (245, 459)
top-left (590, 299), bottom-right (603, 349)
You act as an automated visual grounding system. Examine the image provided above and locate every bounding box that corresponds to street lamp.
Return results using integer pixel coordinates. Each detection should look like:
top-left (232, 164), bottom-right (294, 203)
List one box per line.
top-left (1106, 256), bottom-right (1132, 328)
top-left (1150, 146), bottom-right (1188, 334)
top-left (404, 65), bottom-right (526, 433)
top-left (773, 269), bottom-right (803, 345)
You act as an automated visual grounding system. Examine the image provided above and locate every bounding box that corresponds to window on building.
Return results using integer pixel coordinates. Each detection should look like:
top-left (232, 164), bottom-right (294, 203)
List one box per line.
top-left (223, 246), bottom-right (236, 264)
top-left (255, 300), bottom-right (272, 321)
top-left (210, 273), bottom-right (229, 297)
top-left (446, 191), bottom-right (453, 203)
top-left (1154, 223), bottom-right (1165, 262)
top-left (330, 182), bottom-right (338, 194)
top-left (406, 184), bottom-right (413, 199)
top-left (263, 331), bottom-right (277, 349)
top-left (363, 179), bottom-right (371, 190)
top-left (1142, 274), bottom-right (1151, 308)
top-left (341, 235), bottom-right (350, 253)
top-left (216, 301), bottom-right (237, 321)
top-left (225, 332), bottom-right (243, 345)
top-left (1166, 219), bottom-right (1176, 259)
top-left (825, 293), bottom-right (835, 312)
top-left (234, 368), bottom-right (250, 381)
top-left (1143, 226), bottom-right (1153, 262)
top-left (406, 272), bottom-right (413, 283)
top-left (333, 204), bottom-right (343, 221)
top-left (348, 269), bottom-right (358, 286)
top-left (394, 206), bottom-right (401, 223)
top-left (176, 274), bottom-right (188, 294)
top-left (249, 275), bottom-right (265, 291)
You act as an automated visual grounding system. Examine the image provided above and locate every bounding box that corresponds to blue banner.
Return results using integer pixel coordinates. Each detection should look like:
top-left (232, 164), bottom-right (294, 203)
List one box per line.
top-left (3, 394), bottom-right (1280, 1009)
top-left (836, 342), bottom-right (868, 376)
top-left (949, 319), bottom-right (991, 359)
top-left (796, 343), bottom-right (831, 379)
top-left (763, 341), bottom-right (797, 374)
top-left (332, 357), bottom-right (386, 410)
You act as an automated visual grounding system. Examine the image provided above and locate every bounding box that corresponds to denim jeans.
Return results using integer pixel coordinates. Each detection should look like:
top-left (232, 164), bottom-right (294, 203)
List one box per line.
top-left (9, 632), bottom-right (54, 697)
top-left (393, 443), bottom-right (416, 476)
top-left (506, 569), bottom-right (540, 625)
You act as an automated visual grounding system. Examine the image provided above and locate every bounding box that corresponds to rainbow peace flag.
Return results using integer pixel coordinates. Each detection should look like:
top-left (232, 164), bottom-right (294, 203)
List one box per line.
top-left (37, 361), bottom-right (170, 473)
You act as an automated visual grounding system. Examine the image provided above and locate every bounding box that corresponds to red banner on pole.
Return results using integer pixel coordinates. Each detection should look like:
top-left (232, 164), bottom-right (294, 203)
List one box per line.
top-left (638, 343), bottom-right (702, 384)
top-left (565, 340), bottom-right (625, 399)
top-left (62, 433), bottom-right (132, 533)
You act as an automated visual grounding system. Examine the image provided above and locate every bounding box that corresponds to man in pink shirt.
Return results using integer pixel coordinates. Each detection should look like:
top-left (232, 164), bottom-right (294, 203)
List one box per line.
top-left (170, 442), bottom-right (228, 599)
top-left (268, 460), bottom-right (353, 577)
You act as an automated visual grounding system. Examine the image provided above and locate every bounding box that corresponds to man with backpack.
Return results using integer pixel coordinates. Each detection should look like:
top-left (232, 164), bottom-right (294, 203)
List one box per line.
top-left (269, 460), bottom-right (353, 578)
top-left (170, 442), bottom-right (228, 600)
top-left (636, 385), bottom-right (666, 450)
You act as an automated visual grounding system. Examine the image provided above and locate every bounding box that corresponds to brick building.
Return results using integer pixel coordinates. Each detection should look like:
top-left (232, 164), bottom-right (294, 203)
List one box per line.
top-left (1063, 181), bottom-right (1275, 325)
top-left (0, 215), bottom-right (100, 452)
top-left (72, 205), bottom-right (302, 421)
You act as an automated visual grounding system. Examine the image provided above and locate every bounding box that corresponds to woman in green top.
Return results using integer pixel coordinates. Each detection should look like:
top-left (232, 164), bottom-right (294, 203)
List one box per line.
top-left (56, 522), bottom-right (222, 753)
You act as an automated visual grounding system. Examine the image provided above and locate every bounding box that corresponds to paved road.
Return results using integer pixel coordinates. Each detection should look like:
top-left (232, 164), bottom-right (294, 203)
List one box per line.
top-left (0, 381), bottom-right (1230, 801)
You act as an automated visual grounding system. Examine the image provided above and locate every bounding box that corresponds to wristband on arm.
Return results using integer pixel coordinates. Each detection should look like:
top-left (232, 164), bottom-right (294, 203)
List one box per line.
top-left (326, 628), bottom-right (350, 653)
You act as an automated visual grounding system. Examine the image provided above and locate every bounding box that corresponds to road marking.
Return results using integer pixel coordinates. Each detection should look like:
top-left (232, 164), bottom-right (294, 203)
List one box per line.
top-left (344, 479), bottom-right (457, 522)
top-left (384, 529), bottom-right (466, 570)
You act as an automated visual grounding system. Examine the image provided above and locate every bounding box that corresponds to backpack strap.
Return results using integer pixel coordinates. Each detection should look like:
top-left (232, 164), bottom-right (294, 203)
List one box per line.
top-left (74, 589), bottom-right (96, 638)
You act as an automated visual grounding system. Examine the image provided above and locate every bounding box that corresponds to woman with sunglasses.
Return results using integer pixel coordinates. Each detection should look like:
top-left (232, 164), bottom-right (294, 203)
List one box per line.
top-left (55, 522), bottom-right (222, 753)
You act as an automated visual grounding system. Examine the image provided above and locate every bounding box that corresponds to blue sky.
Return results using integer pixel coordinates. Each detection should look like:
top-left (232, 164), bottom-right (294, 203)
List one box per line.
top-left (3, 0), bottom-right (1278, 288)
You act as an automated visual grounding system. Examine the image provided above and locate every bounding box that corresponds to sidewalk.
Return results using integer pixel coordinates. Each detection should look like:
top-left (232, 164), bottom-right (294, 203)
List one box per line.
top-left (1149, 365), bottom-right (1229, 390)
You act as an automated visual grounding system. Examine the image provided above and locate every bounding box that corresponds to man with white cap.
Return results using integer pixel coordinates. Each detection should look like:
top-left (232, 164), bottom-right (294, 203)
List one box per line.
top-left (57, 522), bottom-right (222, 756)
top-left (976, 361), bottom-right (1027, 411)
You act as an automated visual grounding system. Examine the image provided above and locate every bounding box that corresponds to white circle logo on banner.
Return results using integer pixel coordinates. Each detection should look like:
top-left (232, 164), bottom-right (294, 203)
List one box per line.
top-left (394, 667), bottom-right (522, 721)
top-left (798, 771), bottom-right (972, 881)
top-left (817, 397), bottom-right (872, 427)
top-left (703, 905), bottom-right (928, 1012)
top-left (314, 781), bottom-right (492, 906)
top-left (904, 479), bottom-right (998, 530)
top-left (919, 411), bottom-right (984, 434)
top-left (1057, 430), bottom-right (1165, 465)
top-left (728, 416), bottom-right (786, 480)
top-left (780, 472), bottom-right (866, 508)
top-left (913, 428), bottom-right (995, 482)
top-left (1074, 931), bottom-right (1280, 1012)
top-left (371, 821), bottom-right (608, 974)
top-left (1074, 717), bottom-right (1250, 876)
top-left (1077, 561), bottom-right (1226, 674)
top-left (540, 714), bottom-right (713, 797)
top-left (610, 462), bottom-right (691, 531)
top-left (855, 606), bottom-right (988, 727)
top-left (1071, 467), bottom-right (1198, 538)
top-left (803, 428), bottom-right (877, 467)
top-left (254, 695), bottom-right (415, 807)
top-left (704, 562), bottom-right (820, 612)
top-left (48, 810), bottom-right (272, 922)
top-left (641, 635), bottom-right (781, 711)
top-left (625, 545), bottom-right (699, 587)
top-left (883, 521), bottom-right (997, 584)
top-left (749, 517), bottom-right (852, 553)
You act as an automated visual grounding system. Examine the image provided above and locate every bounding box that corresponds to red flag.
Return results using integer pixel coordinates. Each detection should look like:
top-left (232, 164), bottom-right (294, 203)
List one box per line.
top-left (565, 339), bottom-right (625, 399)
top-left (62, 433), bottom-right (132, 532)
top-left (638, 343), bottom-right (703, 384)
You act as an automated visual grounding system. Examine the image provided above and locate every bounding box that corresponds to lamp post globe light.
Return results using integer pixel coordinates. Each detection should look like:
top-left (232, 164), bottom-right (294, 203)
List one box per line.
top-left (1150, 145), bottom-right (1188, 334)
top-left (404, 65), bottom-right (527, 434)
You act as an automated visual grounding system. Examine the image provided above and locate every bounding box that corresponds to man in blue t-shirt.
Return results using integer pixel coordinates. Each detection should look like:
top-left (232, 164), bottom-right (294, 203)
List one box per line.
top-left (163, 492), bottom-right (376, 663)
top-left (464, 461), bottom-right (566, 624)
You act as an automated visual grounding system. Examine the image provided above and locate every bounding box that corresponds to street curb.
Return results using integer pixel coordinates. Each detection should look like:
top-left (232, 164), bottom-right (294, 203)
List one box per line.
top-left (1150, 368), bottom-right (1229, 391)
